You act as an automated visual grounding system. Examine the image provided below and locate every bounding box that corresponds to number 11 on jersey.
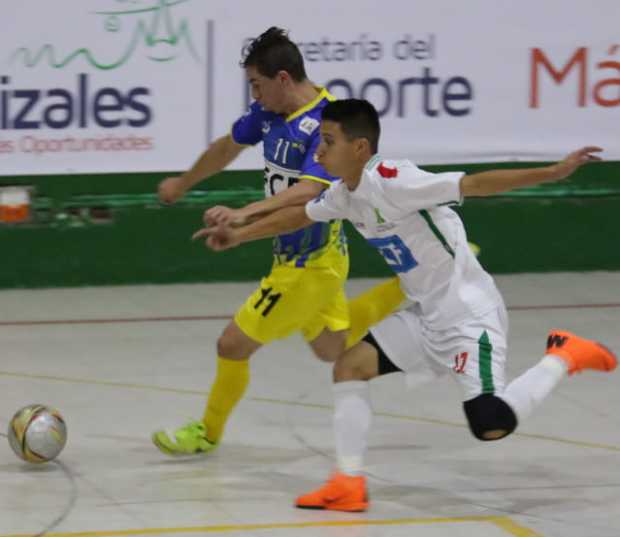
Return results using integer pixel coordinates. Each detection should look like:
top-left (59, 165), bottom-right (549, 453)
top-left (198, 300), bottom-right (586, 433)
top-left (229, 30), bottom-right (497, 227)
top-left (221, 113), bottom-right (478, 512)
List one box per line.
top-left (274, 138), bottom-right (290, 163)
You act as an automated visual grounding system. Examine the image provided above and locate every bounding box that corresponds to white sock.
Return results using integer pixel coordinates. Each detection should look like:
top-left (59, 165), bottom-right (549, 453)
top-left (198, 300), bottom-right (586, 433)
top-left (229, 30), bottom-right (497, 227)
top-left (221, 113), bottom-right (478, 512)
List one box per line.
top-left (333, 380), bottom-right (372, 476)
top-left (499, 355), bottom-right (568, 422)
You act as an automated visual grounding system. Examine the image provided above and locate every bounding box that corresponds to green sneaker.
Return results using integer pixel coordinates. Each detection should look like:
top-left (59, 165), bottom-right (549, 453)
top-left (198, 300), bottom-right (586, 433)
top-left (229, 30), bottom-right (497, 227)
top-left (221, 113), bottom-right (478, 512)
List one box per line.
top-left (151, 421), bottom-right (218, 456)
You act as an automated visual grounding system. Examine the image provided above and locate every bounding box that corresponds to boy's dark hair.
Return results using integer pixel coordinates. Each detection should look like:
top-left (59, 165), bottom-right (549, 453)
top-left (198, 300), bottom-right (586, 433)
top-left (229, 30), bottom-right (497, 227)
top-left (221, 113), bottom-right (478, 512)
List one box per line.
top-left (241, 27), bottom-right (307, 82)
top-left (322, 99), bottom-right (380, 153)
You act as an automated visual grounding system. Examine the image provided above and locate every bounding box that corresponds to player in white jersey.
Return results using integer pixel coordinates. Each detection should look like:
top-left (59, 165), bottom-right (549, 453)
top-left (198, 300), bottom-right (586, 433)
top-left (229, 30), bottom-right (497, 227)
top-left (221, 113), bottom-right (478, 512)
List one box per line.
top-left (195, 99), bottom-right (617, 512)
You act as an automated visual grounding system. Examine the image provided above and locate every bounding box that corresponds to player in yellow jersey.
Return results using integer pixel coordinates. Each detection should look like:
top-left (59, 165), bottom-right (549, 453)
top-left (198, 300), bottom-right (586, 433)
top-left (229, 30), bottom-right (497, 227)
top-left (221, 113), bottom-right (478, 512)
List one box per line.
top-left (152, 28), bottom-right (404, 455)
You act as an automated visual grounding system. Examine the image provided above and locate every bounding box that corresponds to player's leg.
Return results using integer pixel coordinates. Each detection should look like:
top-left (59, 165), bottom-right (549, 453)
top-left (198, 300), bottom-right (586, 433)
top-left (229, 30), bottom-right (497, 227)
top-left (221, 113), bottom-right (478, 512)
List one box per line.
top-left (444, 308), bottom-right (515, 441)
top-left (202, 321), bottom-right (260, 441)
top-left (309, 328), bottom-right (346, 362)
top-left (197, 267), bottom-right (342, 448)
top-left (152, 265), bottom-right (309, 456)
top-left (152, 320), bottom-right (260, 455)
top-left (157, 264), bottom-right (349, 453)
top-left (302, 267), bottom-right (349, 362)
top-left (450, 307), bottom-right (617, 442)
top-left (297, 314), bottom-right (428, 512)
top-left (345, 277), bottom-right (405, 348)
top-left (343, 243), bottom-right (479, 349)
top-left (330, 334), bottom-right (394, 478)
top-left (305, 275), bottom-right (405, 362)
top-left (295, 338), bottom-right (381, 512)
top-left (497, 328), bottom-right (617, 428)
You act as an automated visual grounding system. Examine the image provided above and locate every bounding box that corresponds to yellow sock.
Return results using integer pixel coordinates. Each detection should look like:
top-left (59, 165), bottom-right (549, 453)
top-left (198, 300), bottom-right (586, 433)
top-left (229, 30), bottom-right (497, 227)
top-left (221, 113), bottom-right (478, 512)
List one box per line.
top-left (203, 356), bottom-right (250, 443)
top-left (346, 277), bottom-right (405, 348)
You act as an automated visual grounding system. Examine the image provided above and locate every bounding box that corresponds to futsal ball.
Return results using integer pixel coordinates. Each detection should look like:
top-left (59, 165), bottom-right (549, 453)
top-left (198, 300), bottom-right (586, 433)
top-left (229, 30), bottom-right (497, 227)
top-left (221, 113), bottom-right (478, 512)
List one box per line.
top-left (7, 404), bottom-right (67, 463)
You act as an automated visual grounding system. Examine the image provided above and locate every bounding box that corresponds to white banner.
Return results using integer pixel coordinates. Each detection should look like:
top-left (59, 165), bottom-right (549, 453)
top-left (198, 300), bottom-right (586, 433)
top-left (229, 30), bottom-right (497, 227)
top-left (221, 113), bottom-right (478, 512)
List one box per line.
top-left (1, 0), bottom-right (618, 175)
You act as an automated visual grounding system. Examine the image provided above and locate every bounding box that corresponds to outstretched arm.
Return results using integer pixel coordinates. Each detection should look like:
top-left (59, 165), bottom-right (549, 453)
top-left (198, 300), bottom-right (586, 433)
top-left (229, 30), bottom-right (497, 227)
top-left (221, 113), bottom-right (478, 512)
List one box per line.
top-left (193, 205), bottom-right (314, 251)
top-left (460, 146), bottom-right (602, 197)
top-left (158, 134), bottom-right (245, 204)
top-left (205, 179), bottom-right (324, 227)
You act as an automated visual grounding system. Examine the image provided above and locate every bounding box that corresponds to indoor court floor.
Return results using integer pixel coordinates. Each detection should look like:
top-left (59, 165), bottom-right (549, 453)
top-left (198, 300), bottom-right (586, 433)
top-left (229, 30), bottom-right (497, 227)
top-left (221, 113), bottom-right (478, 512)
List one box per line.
top-left (1, 273), bottom-right (619, 537)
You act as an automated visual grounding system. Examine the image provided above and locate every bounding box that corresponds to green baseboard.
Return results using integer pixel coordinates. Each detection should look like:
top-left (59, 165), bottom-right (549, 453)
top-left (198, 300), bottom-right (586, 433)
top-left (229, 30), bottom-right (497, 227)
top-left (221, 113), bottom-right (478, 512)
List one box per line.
top-left (0, 163), bottom-right (618, 288)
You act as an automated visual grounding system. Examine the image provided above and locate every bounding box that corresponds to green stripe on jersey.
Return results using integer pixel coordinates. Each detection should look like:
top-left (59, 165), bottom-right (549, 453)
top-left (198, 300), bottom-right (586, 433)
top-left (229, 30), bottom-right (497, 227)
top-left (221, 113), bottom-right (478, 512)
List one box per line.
top-left (419, 210), bottom-right (455, 258)
top-left (478, 330), bottom-right (495, 394)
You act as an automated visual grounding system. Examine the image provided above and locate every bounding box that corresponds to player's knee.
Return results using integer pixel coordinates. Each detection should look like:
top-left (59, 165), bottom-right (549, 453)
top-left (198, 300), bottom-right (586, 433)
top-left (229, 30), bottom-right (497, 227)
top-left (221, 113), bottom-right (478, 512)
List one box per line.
top-left (333, 345), bottom-right (379, 382)
top-left (310, 330), bottom-right (346, 363)
top-left (463, 394), bottom-right (517, 442)
top-left (314, 349), bottom-right (338, 362)
top-left (216, 334), bottom-right (235, 358)
top-left (216, 332), bottom-right (252, 359)
top-left (333, 354), bottom-right (365, 381)
top-left (311, 341), bottom-right (342, 363)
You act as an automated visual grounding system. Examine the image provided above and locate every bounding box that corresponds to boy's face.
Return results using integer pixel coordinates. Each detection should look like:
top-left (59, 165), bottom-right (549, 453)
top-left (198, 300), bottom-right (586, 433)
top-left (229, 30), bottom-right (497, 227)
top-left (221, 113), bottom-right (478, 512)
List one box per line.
top-left (316, 120), bottom-right (360, 187)
top-left (246, 66), bottom-right (287, 114)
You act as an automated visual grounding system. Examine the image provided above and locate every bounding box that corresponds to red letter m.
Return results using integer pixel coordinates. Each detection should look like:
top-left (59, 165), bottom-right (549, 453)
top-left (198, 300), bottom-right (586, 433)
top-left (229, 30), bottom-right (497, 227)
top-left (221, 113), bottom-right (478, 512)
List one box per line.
top-left (530, 48), bottom-right (587, 108)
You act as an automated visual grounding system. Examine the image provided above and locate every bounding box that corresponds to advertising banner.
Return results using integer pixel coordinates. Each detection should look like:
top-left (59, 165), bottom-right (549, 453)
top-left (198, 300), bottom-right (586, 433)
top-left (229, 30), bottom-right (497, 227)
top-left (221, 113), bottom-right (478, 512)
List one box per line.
top-left (1, 0), bottom-right (618, 174)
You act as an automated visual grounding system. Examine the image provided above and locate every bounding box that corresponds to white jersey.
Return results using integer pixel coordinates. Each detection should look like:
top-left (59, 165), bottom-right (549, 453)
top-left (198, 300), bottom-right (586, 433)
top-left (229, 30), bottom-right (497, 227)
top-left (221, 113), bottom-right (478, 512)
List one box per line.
top-left (305, 155), bottom-right (504, 329)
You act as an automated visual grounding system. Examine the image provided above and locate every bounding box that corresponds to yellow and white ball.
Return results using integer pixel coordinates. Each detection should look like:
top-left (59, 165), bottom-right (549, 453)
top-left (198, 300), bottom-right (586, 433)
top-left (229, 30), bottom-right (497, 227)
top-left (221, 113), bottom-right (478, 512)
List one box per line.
top-left (8, 404), bottom-right (67, 463)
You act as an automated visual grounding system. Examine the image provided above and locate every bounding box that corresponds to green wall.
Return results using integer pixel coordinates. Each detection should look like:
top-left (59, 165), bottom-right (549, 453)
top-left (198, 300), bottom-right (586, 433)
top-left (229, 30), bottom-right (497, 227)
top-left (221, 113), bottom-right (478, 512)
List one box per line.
top-left (1, 161), bottom-right (618, 288)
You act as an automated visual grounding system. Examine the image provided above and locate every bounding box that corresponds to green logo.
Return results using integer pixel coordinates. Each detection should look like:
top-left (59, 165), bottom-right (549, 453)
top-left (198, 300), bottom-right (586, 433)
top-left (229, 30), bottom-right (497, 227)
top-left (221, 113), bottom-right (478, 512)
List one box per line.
top-left (11, 0), bottom-right (201, 70)
top-left (374, 208), bottom-right (386, 224)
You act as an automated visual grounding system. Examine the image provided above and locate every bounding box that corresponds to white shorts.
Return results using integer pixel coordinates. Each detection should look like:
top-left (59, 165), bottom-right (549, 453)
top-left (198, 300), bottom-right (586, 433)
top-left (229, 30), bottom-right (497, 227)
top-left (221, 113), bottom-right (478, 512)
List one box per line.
top-left (369, 304), bottom-right (508, 401)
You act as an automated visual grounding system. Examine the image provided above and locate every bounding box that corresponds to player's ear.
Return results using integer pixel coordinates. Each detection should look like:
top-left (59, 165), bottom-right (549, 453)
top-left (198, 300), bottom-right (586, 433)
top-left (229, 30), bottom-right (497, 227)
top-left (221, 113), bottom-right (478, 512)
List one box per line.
top-left (276, 70), bottom-right (292, 86)
top-left (354, 137), bottom-right (371, 156)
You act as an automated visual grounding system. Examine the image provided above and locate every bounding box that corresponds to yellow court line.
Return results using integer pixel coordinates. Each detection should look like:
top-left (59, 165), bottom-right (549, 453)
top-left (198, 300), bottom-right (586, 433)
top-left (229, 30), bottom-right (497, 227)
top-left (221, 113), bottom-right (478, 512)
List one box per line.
top-left (490, 516), bottom-right (545, 537)
top-left (2, 370), bottom-right (620, 453)
top-left (0, 516), bottom-right (542, 537)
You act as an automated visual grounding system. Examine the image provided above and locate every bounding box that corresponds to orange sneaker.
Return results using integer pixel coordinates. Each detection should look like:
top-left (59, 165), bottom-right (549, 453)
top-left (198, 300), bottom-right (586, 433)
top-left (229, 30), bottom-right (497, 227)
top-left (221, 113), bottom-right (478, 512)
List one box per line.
top-left (546, 330), bottom-right (617, 375)
top-left (295, 472), bottom-right (368, 512)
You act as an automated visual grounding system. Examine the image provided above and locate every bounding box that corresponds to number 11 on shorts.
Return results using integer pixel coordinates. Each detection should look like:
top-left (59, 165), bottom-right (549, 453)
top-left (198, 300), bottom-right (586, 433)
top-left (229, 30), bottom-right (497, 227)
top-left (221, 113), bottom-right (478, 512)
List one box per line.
top-left (254, 287), bottom-right (282, 317)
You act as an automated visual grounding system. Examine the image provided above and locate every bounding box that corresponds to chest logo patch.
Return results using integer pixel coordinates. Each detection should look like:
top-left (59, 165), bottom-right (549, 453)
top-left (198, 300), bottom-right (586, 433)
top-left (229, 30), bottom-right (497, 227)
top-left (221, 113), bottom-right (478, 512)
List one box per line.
top-left (378, 162), bottom-right (398, 178)
top-left (299, 117), bottom-right (320, 135)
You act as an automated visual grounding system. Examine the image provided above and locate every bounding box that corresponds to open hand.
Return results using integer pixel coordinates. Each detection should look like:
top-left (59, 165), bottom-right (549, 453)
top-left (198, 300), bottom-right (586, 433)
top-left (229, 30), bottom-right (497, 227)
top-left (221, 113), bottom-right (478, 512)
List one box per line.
top-left (550, 146), bottom-right (603, 181)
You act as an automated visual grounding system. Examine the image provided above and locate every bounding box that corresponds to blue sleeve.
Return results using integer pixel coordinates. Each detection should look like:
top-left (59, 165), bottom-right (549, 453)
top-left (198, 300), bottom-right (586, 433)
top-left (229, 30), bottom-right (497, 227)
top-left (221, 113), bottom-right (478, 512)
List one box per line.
top-left (299, 136), bottom-right (339, 186)
top-left (231, 102), bottom-right (264, 146)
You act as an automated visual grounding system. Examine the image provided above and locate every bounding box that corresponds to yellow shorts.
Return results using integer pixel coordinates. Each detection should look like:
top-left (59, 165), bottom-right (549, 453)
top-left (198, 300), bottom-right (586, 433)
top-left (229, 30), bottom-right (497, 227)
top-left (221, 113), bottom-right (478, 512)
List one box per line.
top-left (234, 256), bottom-right (350, 345)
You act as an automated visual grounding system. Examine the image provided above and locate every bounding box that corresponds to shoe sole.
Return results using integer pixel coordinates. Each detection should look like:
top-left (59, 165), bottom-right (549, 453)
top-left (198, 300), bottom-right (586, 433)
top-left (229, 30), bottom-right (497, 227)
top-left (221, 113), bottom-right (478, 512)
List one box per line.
top-left (296, 503), bottom-right (368, 512)
top-left (151, 433), bottom-right (216, 457)
top-left (152, 433), bottom-right (180, 456)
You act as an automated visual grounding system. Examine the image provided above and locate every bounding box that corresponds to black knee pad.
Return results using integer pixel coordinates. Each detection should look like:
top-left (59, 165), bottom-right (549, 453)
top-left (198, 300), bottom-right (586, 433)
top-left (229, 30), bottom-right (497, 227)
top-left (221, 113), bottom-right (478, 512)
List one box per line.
top-left (463, 394), bottom-right (517, 441)
top-left (362, 331), bottom-right (402, 376)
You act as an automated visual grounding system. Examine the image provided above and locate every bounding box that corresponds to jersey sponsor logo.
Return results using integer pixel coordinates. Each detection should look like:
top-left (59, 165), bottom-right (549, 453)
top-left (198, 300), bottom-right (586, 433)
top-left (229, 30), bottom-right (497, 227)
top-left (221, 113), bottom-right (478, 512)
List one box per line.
top-left (264, 162), bottom-right (300, 197)
top-left (377, 162), bottom-right (398, 178)
top-left (262, 121), bottom-right (271, 134)
top-left (298, 116), bottom-right (319, 135)
top-left (373, 207), bottom-right (395, 231)
top-left (367, 235), bottom-right (418, 273)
